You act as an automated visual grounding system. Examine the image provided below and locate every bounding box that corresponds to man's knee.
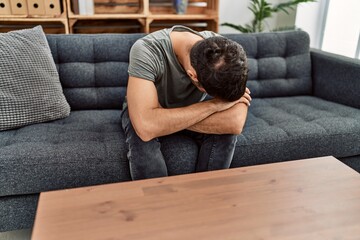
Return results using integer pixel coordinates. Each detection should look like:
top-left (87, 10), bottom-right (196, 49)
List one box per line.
top-left (207, 134), bottom-right (238, 146)
top-left (221, 134), bottom-right (238, 142)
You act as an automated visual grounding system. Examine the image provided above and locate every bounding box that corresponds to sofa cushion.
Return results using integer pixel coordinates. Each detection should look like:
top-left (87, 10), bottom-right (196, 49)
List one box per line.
top-left (225, 31), bottom-right (312, 98)
top-left (46, 34), bottom-right (145, 110)
top-left (232, 96), bottom-right (360, 167)
top-left (0, 110), bottom-right (127, 196)
top-left (0, 26), bottom-right (70, 131)
top-left (0, 110), bottom-right (198, 197)
top-left (2, 97), bottom-right (358, 197)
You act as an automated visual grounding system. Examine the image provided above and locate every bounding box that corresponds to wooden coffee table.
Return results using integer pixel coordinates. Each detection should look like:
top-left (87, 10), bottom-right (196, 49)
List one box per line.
top-left (32, 156), bottom-right (360, 239)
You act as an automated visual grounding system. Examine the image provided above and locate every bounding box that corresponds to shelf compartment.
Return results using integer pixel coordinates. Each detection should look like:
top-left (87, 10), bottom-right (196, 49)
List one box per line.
top-left (69, 19), bottom-right (143, 34)
top-left (0, 20), bottom-right (67, 34)
top-left (68, 13), bottom-right (146, 20)
top-left (149, 0), bottom-right (217, 15)
top-left (94, 0), bottom-right (140, 14)
top-left (68, 0), bottom-right (145, 16)
top-left (149, 14), bottom-right (217, 20)
top-left (149, 19), bottom-right (217, 33)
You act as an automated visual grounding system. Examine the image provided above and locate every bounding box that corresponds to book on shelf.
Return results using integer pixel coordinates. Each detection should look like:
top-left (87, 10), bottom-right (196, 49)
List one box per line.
top-left (78, 0), bottom-right (94, 15)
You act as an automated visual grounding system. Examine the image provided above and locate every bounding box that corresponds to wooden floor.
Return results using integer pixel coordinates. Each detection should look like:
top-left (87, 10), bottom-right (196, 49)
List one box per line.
top-left (0, 229), bottom-right (31, 240)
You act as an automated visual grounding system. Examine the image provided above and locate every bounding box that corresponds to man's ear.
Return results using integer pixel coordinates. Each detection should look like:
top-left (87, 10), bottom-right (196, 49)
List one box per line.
top-left (186, 69), bottom-right (197, 81)
top-left (187, 69), bottom-right (206, 93)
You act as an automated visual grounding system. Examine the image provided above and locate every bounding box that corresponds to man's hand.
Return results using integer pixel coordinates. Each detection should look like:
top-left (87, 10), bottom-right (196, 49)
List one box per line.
top-left (209, 87), bottom-right (252, 112)
top-left (241, 87), bottom-right (252, 106)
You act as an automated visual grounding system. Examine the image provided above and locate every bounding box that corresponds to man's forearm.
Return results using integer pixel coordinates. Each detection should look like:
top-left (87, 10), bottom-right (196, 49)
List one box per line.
top-left (129, 98), bottom-right (242, 142)
top-left (187, 103), bottom-right (249, 134)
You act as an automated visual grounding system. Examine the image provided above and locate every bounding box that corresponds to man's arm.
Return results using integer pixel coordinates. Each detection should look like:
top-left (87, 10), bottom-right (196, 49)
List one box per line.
top-left (187, 102), bottom-right (249, 134)
top-left (127, 76), bottom-right (243, 142)
top-left (187, 87), bottom-right (251, 134)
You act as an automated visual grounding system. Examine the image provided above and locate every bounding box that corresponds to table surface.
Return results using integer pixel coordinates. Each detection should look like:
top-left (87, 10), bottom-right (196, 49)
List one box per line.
top-left (32, 156), bottom-right (360, 240)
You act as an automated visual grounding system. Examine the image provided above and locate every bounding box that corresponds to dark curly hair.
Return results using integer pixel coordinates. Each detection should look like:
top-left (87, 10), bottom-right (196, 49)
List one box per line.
top-left (190, 36), bottom-right (248, 102)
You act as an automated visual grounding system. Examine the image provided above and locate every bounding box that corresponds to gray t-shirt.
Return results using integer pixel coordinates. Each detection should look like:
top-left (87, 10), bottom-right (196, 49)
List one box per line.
top-left (127, 25), bottom-right (218, 108)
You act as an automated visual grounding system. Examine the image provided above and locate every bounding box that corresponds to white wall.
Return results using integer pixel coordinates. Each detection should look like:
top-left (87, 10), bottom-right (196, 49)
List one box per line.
top-left (295, 0), bottom-right (327, 48)
top-left (219, 0), bottom-right (297, 34)
top-left (302, 0), bottom-right (360, 58)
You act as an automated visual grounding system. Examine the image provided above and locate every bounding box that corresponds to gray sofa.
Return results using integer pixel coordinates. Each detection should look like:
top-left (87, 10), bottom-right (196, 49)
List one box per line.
top-left (1, 30), bottom-right (359, 232)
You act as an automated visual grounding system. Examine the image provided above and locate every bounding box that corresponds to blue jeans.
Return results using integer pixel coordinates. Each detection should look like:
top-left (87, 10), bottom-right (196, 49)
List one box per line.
top-left (121, 109), bottom-right (238, 180)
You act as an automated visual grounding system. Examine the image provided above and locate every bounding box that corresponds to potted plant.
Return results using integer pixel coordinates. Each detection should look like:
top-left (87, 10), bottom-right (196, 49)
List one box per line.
top-left (222, 0), bottom-right (316, 33)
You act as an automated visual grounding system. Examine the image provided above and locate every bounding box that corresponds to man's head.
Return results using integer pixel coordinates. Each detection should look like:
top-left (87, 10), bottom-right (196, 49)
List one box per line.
top-left (189, 36), bottom-right (248, 101)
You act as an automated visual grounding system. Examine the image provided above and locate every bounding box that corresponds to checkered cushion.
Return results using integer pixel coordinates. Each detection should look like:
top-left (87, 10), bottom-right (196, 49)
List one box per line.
top-left (0, 26), bottom-right (70, 131)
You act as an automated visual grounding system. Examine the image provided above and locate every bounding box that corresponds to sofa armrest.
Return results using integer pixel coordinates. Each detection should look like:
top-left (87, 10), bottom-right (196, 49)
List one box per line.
top-left (311, 49), bottom-right (360, 108)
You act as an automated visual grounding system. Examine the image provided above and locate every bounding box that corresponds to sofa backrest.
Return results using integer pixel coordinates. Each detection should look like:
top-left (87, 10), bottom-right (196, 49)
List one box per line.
top-left (46, 34), bottom-right (144, 110)
top-left (224, 30), bottom-right (312, 98)
top-left (46, 30), bottom-right (311, 110)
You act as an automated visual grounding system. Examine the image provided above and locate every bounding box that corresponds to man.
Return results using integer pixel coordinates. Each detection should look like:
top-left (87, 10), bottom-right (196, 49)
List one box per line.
top-left (122, 25), bottom-right (251, 180)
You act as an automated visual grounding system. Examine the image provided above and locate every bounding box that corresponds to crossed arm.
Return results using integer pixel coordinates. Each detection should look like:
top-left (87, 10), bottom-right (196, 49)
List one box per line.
top-left (126, 76), bottom-right (251, 142)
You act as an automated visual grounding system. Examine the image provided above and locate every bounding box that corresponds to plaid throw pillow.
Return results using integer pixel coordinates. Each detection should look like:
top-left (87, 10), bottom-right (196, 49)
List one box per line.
top-left (0, 26), bottom-right (70, 131)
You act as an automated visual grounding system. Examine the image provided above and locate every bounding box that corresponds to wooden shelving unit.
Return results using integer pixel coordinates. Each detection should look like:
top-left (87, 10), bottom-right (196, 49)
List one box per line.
top-left (0, 0), bottom-right (69, 34)
top-left (67, 0), bottom-right (219, 34)
top-left (0, 0), bottom-right (218, 34)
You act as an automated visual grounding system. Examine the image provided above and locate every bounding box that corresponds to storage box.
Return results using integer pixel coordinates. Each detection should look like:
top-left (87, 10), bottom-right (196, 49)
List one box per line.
top-left (10, 0), bottom-right (28, 14)
top-left (27, 0), bottom-right (46, 15)
top-left (0, 0), bottom-right (11, 15)
top-left (44, 0), bottom-right (61, 16)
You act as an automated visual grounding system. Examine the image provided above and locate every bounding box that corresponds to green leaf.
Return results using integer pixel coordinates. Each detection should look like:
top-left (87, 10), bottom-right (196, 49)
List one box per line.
top-left (221, 23), bottom-right (253, 33)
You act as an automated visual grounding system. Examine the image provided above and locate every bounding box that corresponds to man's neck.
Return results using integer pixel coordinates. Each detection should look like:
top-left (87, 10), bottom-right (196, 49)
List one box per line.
top-left (170, 31), bottom-right (203, 70)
